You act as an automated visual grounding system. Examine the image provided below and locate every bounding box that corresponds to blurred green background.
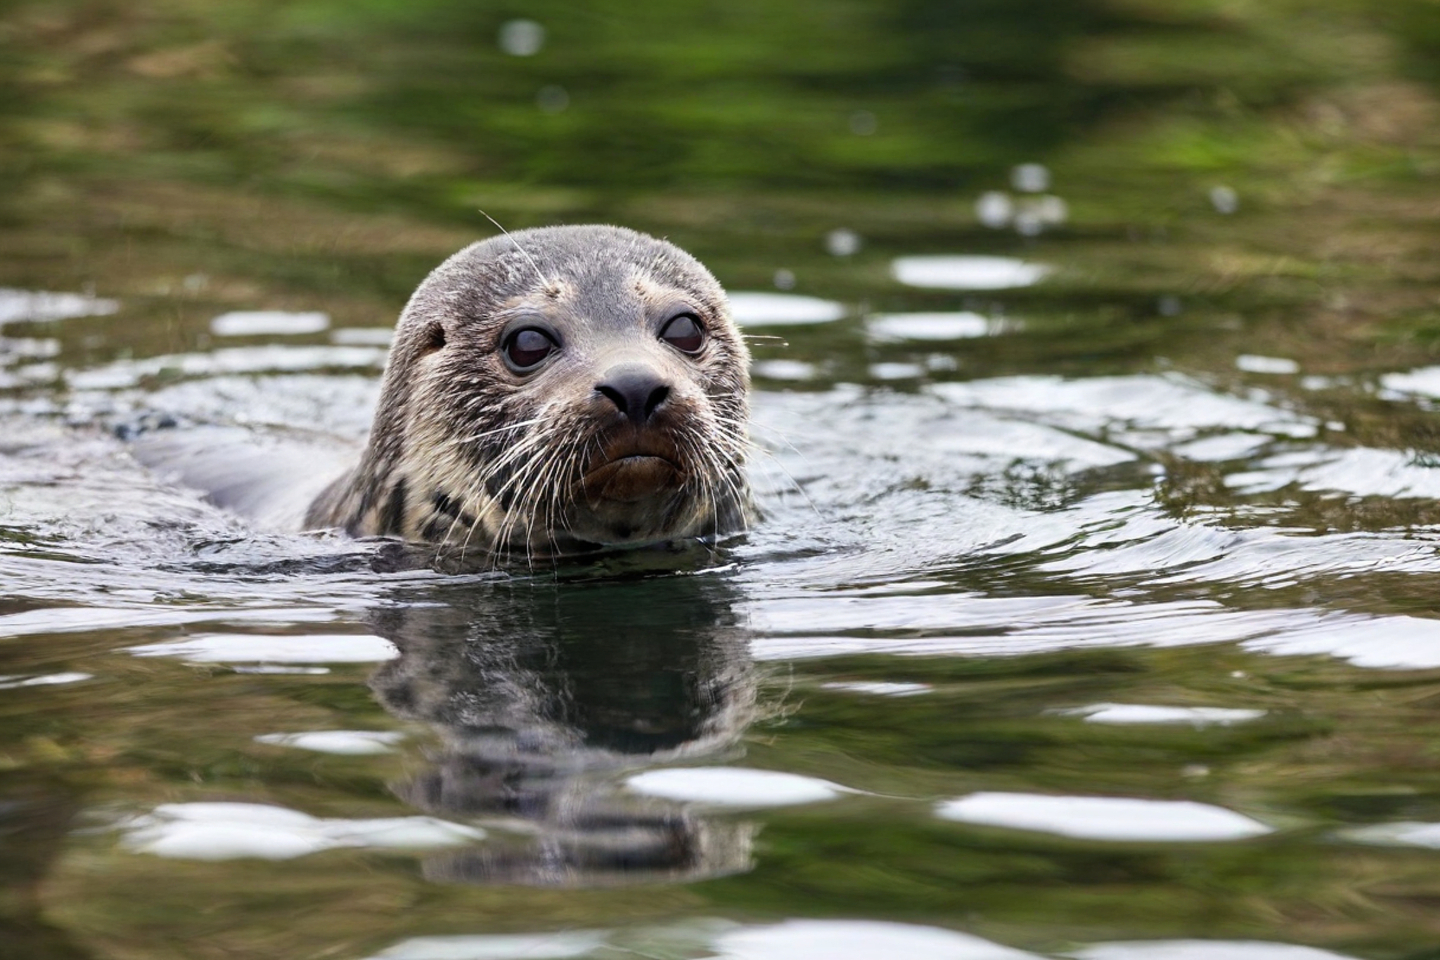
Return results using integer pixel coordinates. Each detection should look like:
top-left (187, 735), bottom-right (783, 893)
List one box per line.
top-left (3, 0), bottom-right (1440, 362)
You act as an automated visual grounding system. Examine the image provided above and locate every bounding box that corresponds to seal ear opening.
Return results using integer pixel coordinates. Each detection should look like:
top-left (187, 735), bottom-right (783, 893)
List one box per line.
top-left (420, 322), bottom-right (446, 354)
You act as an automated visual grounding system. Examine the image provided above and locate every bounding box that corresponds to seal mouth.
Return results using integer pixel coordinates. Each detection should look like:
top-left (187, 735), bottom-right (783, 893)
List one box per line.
top-left (581, 454), bottom-right (680, 503)
top-left (579, 431), bottom-right (685, 505)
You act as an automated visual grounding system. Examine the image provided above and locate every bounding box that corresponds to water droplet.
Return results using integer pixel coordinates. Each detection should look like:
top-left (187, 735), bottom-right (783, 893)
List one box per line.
top-left (975, 191), bottom-right (1012, 228)
top-left (825, 228), bottom-right (861, 257)
top-left (498, 19), bottom-right (545, 56)
top-left (1014, 209), bottom-right (1044, 236)
top-left (1034, 194), bottom-right (1068, 225)
top-left (848, 110), bottom-right (877, 136)
top-left (535, 84), bottom-right (569, 113)
top-left (1210, 185), bottom-right (1239, 214)
top-left (1011, 163), bottom-right (1050, 193)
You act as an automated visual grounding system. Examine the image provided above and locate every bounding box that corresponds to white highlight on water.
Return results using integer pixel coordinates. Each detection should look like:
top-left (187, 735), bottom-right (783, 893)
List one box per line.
top-left (892, 256), bottom-right (1050, 290)
top-left (822, 681), bottom-right (931, 697)
top-left (0, 288), bottom-right (119, 324)
top-left (1059, 703), bottom-right (1265, 726)
top-left (868, 311), bottom-right (994, 341)
top-left (626, 767), bottom-right (847, 807)
top-left (128, 633), bottom-right (399, 664)
top-left (728, 292), bottom-right (847, 326)
top-left (751, 359), bottom-right (818, 381)
top-left (714, 919), bottom-right (1039, 960)
top-left (936, 792), bottom-right (1272, 842)
top-left (365, 932), bottom-right (608, 960)
top-left (210, 311), bottom-right (330, 337)
top-left (120, 802), bottom-right (484, 860)
top-left (1236, 354), bottom-right (1299, 375)
top-left (255, 730), bottom-right (405, 754)
top-left (0, 672), bottom-right (94, 690)
top-left (1072, 939), bottom-right (1357, 960)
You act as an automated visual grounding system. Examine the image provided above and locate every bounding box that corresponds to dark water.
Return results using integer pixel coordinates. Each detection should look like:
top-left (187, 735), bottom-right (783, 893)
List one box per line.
top-left (8, 1), bottom-right (1440, 958)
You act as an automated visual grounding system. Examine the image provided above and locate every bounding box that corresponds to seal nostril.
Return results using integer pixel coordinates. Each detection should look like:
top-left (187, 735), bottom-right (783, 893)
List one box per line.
top-left (596, 364), bottom-right (671, 426)
top-left (597, 384), bottom-right (628, 415)
top-left (644, 384), bottom-right (670, 420)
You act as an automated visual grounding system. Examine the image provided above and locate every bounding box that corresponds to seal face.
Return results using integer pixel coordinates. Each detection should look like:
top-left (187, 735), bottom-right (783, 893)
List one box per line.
top-left (305, 225), bottom-right (752, 560)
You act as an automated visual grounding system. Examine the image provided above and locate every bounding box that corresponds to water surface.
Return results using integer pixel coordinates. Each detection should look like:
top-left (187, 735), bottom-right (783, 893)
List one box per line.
top-left (7, 1), bottom-right (1440, 957)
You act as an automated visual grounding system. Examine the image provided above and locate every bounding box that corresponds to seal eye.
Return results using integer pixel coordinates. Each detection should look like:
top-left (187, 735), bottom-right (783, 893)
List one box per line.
top-left (661, 313), bottom-right (704, 354)
top-left (503, 327), bottom-right (557, 372)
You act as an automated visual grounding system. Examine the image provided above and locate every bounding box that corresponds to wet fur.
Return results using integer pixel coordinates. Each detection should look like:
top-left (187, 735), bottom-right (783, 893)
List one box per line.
top-left (305, 225), bottom-right (752, 561)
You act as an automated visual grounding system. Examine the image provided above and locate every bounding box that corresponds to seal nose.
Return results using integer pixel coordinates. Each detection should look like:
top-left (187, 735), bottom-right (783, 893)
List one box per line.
top-left (596, 363), bottom-right (671, 426)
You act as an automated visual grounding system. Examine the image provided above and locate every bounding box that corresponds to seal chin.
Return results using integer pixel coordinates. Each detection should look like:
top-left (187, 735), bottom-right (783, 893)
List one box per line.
top-left (581, 455), bottom-right (679, 504)
top-left (568, 452), bottom-right (691, 545)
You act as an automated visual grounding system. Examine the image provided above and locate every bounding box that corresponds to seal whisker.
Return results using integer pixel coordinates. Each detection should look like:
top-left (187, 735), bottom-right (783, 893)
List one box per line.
top-left (442, 416), bottom-right (561, 560)
top-left (441, 435), bottom-right (547, 553)
top-left (444, 417), bottom-right (548, 447)
top-left (687, 439), bottom-right (724, 537)
top-left (472, 434), bottom-right (552, 558)
top-left (487, 414), bottom-right (574, 558)
top-left (748, 444), bottom-right (820, 518)
top-left (675, 430), bottom-right (736, 536)
top-left (476, 209), bottom-right (552, 288)
top-left (516, 429), bottom-right (568, 559)
top-left (534, 423), bottom-right (586, 554)
top-left (442, 464), bottom-right (499, 559)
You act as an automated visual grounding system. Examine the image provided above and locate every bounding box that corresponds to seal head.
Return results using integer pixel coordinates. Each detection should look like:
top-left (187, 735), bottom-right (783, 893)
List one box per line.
top-left (305, 225), bottom-right (751, 559)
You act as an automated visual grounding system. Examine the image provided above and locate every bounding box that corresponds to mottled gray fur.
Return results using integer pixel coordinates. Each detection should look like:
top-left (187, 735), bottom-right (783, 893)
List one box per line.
top-left (305, 225), bottom-right (752, 560)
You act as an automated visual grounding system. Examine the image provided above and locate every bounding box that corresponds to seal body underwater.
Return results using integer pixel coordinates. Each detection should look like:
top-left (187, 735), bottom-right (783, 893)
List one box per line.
top-left (304, 224), bottom-right (753, 559)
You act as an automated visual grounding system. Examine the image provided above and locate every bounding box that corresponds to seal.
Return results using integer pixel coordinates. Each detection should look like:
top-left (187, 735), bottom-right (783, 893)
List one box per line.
top-left (304, 224), bottom-right (752, 560)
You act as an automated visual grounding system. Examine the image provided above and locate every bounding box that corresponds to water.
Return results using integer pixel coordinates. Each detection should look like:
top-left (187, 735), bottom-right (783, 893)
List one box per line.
top-left (8, 1), bottom-right (1440, 957)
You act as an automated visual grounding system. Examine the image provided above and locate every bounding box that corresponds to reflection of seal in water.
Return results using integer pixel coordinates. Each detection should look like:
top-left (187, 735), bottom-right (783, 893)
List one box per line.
top-left (366, 573), bottom-right (758, 886)
top-left (305, 225), bottom-right (752, 559)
